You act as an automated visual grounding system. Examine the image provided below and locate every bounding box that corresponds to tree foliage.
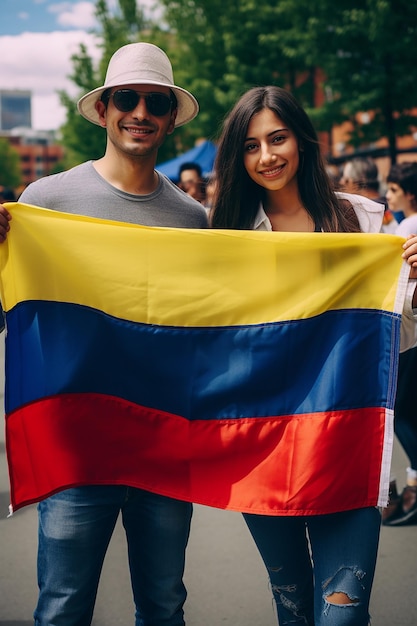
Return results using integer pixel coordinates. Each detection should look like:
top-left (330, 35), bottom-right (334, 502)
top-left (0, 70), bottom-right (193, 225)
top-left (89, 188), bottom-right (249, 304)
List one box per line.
top-left (302, 0), bottom-right (417, 162)
top-left (58, 43), bottom-right (106, 167)
top-left (59, 0), bottom-right (417, 165)
top-left (58, 0), bottom-right (161, 167)
top-left (159, 0), bottom-right (417, 162)
top-left (158, 0), bottom-right (318, 141)
top-left (0, 139), bottom-right (22, 188)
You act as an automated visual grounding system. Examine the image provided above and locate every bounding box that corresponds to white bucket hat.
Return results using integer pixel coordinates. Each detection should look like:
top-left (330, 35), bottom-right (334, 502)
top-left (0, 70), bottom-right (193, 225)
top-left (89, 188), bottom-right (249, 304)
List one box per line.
top-left (77, 42), bottom-right (199, 128)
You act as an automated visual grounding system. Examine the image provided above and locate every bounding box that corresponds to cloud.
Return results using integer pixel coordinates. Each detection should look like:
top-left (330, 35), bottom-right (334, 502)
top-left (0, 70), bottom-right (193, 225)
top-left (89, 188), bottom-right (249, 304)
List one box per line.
top-left (0, 30), bottom-right (101, 130)
top-left (0, 2), bottom-right (167, 131)
top-left (49, 2), bottom-right (97, 29)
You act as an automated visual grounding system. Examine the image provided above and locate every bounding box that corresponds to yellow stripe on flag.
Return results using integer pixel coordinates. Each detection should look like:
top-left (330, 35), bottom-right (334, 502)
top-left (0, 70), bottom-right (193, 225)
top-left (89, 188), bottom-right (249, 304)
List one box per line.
top-left (0, 202), bottom-right (408, 327)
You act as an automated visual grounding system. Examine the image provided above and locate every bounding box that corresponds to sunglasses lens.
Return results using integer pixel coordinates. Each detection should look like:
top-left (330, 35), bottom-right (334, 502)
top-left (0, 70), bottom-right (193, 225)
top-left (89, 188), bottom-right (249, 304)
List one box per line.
top-left (111, 90), bottom-right (172, 116)
top-left (146, 93), bottom-right (172, 116)
top-left (112, 90), bottom-right (139, 112)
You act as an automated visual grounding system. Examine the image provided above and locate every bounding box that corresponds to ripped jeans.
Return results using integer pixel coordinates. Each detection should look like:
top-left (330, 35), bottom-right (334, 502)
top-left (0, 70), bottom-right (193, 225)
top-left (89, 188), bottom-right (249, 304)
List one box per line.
top-left (243, 507), bottom-right (381, 626)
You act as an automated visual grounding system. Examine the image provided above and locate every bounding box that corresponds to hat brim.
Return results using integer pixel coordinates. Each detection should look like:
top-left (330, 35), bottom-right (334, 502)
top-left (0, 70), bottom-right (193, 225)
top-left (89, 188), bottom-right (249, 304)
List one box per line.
top-left (77, 81), bottom-right (199, 128)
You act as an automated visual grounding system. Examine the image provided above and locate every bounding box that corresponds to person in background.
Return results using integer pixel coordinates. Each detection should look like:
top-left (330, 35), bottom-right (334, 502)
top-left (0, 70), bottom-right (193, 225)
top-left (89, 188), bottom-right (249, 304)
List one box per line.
top-left (340, 156), bottom-right (397, 232)
top-left (203, 172), bottom-right (217, 210)
top-left (324, 163), bottom-right (342, 190)
top-left (0, 42), bottom-right (208, 626)
top-left (178, 161), bottom-right (206, 203)
top-left (210, 85), bottom-right (417, 626)
top-left (383, 161), bottom-right (417, 526)
top-left (386, 161), bottom-right (417, 233)
top-left (0, 186), bottom-right (17, 203)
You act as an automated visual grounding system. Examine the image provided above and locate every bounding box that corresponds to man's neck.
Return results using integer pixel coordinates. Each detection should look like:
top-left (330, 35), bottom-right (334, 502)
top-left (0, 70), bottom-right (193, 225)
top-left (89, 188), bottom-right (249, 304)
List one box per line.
top-left (93, 153), bottom-right (159, 196)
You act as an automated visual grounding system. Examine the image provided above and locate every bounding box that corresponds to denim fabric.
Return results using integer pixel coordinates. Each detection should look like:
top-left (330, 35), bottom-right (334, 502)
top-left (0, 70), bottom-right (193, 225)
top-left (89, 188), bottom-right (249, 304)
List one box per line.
top-left (394, 346), bottom-right (417, 470)
top-left (243, 507), bottom-right (381, 626)
top-left (34, 485), bottom-right (192, 626)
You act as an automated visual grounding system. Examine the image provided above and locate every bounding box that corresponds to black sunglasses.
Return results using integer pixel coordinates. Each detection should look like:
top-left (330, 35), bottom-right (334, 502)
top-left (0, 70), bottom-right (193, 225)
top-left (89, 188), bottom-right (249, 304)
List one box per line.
top-left (104, 89), bottom-right (174, 116)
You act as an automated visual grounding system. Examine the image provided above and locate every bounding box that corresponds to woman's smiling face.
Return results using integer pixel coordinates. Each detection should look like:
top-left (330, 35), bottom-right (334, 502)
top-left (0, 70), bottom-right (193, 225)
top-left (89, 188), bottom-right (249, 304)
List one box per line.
top-left (243, 108), bottom-right (300, 192)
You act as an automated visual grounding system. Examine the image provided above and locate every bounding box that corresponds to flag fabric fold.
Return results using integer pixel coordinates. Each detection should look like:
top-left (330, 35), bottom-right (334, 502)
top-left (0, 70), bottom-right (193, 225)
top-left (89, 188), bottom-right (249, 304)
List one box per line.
top-left (0, 202), bottom-right (410, 514)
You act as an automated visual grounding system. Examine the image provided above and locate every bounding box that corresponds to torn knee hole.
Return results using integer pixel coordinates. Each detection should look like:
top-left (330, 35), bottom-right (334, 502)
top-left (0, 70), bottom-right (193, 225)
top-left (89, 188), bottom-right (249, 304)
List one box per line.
top-left (325, 591), bottom-right (358, 605)
top-left (323, 566), bottom-right (365, 607)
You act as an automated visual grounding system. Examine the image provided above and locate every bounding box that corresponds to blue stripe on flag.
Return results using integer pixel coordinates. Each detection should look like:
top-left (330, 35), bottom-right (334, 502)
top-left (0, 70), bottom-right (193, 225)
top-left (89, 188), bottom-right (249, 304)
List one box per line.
top-left (5, 301), bottom-right (400, 418)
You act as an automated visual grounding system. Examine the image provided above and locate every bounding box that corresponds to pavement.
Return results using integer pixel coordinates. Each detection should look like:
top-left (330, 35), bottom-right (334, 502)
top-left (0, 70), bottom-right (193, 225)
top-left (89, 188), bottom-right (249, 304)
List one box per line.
top-left (0, 331), bottom-right (416, 625)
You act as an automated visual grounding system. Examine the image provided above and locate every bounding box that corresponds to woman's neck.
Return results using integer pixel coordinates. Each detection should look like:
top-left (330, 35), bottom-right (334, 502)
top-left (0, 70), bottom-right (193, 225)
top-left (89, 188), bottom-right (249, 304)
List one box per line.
top-left (264, 189), bottom-right (314, 232)
top-left (404, 201), bottom-right (417, 218)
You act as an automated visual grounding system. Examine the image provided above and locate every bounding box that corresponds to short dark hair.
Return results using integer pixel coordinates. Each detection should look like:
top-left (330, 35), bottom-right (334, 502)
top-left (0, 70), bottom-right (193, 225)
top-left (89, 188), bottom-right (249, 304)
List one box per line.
top-left (387, 161), bottom-right (417, 197)
top-left (100, 88), bottom-right (111, 105)
top-left (178, 162), bottom-right (202, 178)
top-left (0, 186), bottom-right (16, 201)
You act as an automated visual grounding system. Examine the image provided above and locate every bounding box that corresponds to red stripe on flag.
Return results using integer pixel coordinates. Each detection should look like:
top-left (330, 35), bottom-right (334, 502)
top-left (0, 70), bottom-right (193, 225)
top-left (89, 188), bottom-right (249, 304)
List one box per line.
top-left (6, 393), bottom-right (387, 514)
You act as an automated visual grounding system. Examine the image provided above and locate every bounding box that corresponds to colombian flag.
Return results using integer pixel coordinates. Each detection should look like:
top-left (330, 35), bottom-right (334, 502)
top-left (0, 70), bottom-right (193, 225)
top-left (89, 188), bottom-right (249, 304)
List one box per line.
top-left (0, 203), bottom-right (410, 514)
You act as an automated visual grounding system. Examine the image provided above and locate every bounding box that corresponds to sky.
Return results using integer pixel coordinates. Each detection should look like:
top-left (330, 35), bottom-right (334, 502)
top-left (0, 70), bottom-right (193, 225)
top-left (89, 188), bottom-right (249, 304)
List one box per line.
top-left (0, 0), bottom-right (158, 131)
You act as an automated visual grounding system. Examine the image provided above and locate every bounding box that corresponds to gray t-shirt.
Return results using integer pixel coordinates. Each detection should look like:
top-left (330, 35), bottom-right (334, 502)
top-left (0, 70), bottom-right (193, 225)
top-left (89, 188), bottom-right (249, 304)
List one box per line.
top-left (19, 161), bottom-right (208, 228)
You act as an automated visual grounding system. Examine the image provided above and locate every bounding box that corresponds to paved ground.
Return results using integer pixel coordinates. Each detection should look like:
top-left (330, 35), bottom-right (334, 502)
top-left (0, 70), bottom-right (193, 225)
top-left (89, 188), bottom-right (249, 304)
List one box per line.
top-left (0, 332), bottom-right (416, 625)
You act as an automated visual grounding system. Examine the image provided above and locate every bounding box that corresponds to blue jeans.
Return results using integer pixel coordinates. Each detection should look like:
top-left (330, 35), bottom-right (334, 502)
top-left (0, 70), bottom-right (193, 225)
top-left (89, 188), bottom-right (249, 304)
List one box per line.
top-left (34, 485), bottom-right (192, 626)
top-left (394, 347), bottom-right (417, 470)
top-left (243, 507), bottom-right (381, 626)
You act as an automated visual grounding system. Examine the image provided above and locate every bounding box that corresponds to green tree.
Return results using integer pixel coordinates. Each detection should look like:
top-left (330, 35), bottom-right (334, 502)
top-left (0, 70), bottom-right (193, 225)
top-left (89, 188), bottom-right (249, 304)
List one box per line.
top-left (58, 0), bottom-right (317, 163)
top-left (159, 0), bottom-right (417, 163)
top-left (0, 139), bottom-right (22, 189)
top-left (158, 0), bottom-right (316, 142)
top-left (58, 0), bottom-right (201, 166)
top-left (58, 0), bottom-right (153, 167)
top-left (58, 43), bottom-right (107, 167)
top-left (59, 0), bottom-right (417, 165)
top-left (304, 0), bottom-right (417, 163)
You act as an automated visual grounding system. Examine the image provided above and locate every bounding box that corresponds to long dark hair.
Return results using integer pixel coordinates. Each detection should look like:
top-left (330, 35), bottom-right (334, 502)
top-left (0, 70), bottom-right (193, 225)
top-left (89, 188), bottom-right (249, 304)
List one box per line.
top-left (211, 86), bottom-right (360, 232)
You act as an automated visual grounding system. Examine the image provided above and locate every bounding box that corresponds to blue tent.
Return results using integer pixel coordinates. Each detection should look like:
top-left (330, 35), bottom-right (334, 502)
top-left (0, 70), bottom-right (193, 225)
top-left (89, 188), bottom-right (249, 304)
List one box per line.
top-left (156, 140), bottom-right (217, 182)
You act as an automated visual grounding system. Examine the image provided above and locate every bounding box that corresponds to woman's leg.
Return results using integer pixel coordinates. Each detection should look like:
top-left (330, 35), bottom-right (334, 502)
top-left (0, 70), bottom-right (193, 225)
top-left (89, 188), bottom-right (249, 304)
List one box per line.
top-left (243, 513), bottom-right (314, 625)
top-left (308, 507), bottom-right (381, 626)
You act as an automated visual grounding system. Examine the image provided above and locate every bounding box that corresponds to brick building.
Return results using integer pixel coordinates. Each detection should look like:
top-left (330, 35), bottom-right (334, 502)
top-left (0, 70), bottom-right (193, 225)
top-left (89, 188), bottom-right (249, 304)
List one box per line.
top-left (1, 128), bottom-right (65, 192)
top-left (0, 90), bottom-right (65, 193)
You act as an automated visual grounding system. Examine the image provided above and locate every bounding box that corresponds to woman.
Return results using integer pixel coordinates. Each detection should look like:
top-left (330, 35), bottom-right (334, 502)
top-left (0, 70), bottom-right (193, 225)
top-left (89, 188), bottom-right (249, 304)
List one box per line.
top-left (210, 86), bottom-right (417, 626)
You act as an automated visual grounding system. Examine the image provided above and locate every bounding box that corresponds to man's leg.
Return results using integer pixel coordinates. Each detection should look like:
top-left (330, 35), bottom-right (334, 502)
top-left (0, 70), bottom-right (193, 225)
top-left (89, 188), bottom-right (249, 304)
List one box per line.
top-left (34, 486), bottom-right (123, 626)
top-left (123, 488), bottom-right (192, 626)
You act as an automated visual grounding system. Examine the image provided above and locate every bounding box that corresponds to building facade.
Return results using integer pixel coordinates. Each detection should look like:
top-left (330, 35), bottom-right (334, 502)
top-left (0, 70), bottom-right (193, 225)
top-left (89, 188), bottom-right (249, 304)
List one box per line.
top-left (1, 128), bottom-right (65, 191)
top-left (0, 90), bottom-right (32, 131)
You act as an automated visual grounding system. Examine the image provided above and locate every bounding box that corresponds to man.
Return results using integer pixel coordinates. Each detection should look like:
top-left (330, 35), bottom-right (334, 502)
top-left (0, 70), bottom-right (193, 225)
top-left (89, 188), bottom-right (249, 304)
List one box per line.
top-left (178, 161), bottom-right (206, 203)
top-left (0, 42), bottom-right (208, 625)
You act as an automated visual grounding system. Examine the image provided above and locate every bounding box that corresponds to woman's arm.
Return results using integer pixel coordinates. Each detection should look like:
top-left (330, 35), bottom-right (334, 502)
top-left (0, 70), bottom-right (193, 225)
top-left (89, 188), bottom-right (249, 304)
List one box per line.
top-left (399, 234), bottom-right (417, 352)
top-left (0, 204), bottom-right (12, 242)
top-left (402, 235), bottom-right (417, 308)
